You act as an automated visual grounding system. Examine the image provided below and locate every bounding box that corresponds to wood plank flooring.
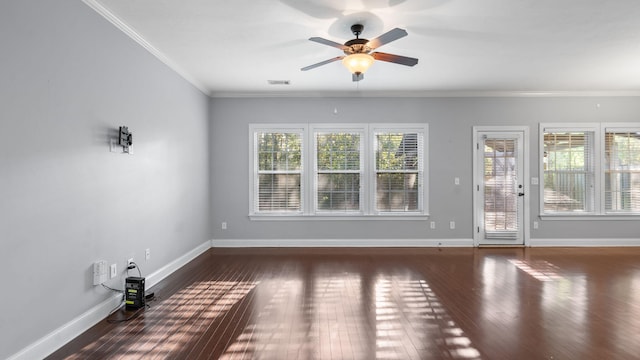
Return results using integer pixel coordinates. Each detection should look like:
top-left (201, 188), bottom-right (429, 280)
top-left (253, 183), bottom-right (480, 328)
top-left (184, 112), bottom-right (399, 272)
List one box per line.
top-left (48, 247), bottom-right (640, 359)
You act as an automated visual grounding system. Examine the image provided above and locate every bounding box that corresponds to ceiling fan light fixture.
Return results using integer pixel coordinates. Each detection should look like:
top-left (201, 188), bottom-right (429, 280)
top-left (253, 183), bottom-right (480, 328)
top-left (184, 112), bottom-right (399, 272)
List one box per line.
top-left (342, 53), bottom-right (374, 75)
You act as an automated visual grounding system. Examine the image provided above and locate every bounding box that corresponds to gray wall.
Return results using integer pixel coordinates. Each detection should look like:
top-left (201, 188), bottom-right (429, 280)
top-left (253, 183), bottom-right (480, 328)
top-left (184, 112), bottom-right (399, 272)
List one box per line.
top-left (210, 97), bottom-right (640, 242)
top-left (0, 1), bottom-right (210, 358)
top-left (2, 0), bottom-right (639, 358)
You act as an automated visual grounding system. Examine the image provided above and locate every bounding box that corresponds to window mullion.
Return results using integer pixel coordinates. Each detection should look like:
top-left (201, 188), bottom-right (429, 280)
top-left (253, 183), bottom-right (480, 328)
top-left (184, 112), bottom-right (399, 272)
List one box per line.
top-left (594, 123), bottom-right (603, 214)
top-left (303, 125), bottom-right (312, 215)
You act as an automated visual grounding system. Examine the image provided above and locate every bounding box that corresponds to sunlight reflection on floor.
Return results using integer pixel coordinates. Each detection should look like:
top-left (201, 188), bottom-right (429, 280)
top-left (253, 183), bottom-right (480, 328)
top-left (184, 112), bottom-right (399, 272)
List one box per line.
top-left (509, 259), bottom-right (562, 281)
top-left (375, 275), bottom-right (481, 360)
top-left (218, 269), bottom-right (482, 359)
top-left (67, 280), bottom-right (258, 359)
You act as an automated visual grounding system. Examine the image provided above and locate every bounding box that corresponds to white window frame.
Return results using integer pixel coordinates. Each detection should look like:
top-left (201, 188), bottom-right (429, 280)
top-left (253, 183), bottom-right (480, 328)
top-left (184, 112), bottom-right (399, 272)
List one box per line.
top-left (370, 124), bottom-right (428, 216)
top-left (602, 124), bottom-right (640, 215)
top-left (249, 124), bottom-right (306, 216)
top-left (539, 122), bottom-right (640, 220)
top-left (312, 124), bottom-right (366, 215)
top-left (249, 123), bottom-right (429, 220)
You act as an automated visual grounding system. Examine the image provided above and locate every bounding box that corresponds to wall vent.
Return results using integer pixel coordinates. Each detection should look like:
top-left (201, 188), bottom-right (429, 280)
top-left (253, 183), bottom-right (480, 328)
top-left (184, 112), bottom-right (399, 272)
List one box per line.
top-left (267, 80), bottom-right (291, 85)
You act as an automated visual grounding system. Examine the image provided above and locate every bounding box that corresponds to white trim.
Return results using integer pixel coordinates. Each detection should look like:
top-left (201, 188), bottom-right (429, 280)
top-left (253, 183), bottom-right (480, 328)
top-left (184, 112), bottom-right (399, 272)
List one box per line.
top-left (212, 238), bottom-right (473, 247)
top-left (529, 238), bottom-right (640, 247)
top-left (312, 124), bottom-right (367, 215)
top-left (6, 293), bottom-right (122, 360)
top-left (249, 214), bottom-right (429, 221)
top-left (540, 122), bottom-right (640, 216)
top-left (145, 240), bottom-right (212, 289)
top-left (7, 239), bottom-right (213, 360)
top-left (248, 124), bottom-right (307, 217)
top-left (370, 124), bottom-right (429, 216)
top-left (81, 0), bottom-right (209, 95)
top-left (473, 126), bottom-right (530, 247)
top-left (539, 215), bottom-right (640, 221)
top-left (249, 123), bottom-right (429, 218)
top-left (212, 238), bottom-right (639, 248)
top-left (209, 90), bottom-right (640, 99)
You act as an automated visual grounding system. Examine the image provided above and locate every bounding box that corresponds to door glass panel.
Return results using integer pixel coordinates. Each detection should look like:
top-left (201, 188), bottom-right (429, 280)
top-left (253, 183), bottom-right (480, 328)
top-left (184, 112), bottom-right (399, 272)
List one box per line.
top-left (483, 138), bottom-right (519, 239)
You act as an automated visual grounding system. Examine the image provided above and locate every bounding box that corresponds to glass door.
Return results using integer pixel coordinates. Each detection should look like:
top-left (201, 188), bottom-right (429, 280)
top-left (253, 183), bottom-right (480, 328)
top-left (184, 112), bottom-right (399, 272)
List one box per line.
top-left (474, 130), bottom-right (526, 246)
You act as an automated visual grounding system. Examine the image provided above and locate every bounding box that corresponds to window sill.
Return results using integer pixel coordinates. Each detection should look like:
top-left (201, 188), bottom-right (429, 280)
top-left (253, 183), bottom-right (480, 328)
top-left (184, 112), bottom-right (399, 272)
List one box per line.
top-left (249, 214), bottom-right (429, 221)
top-left (540, 214), bottom-right (640, 221)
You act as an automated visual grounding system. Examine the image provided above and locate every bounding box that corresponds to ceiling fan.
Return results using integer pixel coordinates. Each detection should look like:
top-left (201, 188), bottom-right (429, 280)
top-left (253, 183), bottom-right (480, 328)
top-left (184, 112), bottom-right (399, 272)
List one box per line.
top-left (301, 24), bottom-right (419, 82)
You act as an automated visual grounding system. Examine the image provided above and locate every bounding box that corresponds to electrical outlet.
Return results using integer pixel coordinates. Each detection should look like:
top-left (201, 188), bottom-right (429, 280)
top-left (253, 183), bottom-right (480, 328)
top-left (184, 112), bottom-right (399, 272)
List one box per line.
top-left (110, 263), bottom-right (117, 278)
top-left (430, 221), bottom-right (436, 230)
top-left (533, 221), bottom-right (539, 229)
top-left (222, 222), bottom-right (227, 230)
top-left (128, 258), bottom-right (134, 268)
top-left (145, 248), bottom-right (150, 260)
top-left (93, 260), bottom-right (108, 285)
top-left (449, 221), bottom-right (456, 230)
top-left (454, 177), bottom-right (460, 185)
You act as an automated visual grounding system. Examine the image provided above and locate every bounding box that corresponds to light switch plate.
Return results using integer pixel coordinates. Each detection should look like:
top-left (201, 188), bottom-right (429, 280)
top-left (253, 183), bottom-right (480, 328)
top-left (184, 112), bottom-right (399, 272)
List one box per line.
top-left (109, 138), bottom-right (118, 153)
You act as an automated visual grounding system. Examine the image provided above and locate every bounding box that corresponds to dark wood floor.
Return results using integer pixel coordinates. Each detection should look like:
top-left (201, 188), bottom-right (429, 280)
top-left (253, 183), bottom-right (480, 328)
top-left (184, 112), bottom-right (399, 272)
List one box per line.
top-left (48, 247), bottom-right (640, 359)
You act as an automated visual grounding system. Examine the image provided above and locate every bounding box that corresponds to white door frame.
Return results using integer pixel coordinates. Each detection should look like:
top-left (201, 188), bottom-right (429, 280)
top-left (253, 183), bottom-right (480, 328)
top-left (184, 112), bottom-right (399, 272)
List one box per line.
top-left (473, 126), bottom-right (530, 247)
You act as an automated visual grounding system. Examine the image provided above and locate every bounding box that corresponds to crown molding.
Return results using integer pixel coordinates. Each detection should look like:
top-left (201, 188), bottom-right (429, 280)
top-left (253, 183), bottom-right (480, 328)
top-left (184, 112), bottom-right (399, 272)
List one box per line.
top-left (80, 1), bottom-right (640, 100)
top-left (82, 0), bottom-right (209, 95)
top-left (209, 90), bottom-right (640, 98)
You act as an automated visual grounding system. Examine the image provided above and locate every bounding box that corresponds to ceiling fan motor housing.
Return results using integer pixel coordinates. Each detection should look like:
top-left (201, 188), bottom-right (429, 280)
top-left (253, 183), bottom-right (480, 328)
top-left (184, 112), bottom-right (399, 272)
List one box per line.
top-left (344, 38), bottom-right (370, 55)
top-left (344, 24), bottom-right (371, 54)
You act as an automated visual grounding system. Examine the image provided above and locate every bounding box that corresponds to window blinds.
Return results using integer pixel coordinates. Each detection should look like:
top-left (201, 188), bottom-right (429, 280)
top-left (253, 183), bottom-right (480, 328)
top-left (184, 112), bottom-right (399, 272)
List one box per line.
top-left (256, 132), bottom-right (302, 212)
top-left (604, 131), bottom-right (640, 212)
top-left (375, 132), bottom-right (422, 212)
top-left (315, 132), bottom-right (362, 211)
top-left (251, 123), bottom-right (428, 217)
top-left (483, 138), bottom-right (518, 238)
top-left (543, 131), bottom-right (595, 213)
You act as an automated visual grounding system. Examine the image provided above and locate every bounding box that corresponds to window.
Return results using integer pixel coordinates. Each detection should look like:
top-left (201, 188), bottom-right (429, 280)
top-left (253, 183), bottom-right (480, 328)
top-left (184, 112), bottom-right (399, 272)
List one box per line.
top-left (314, 130), bottom-right (363, 212)
top-left (604, 129), bottom-right (640, 212)
top-left (253, 127), bottom-right (304, 214)
top-left (374, 131), bottom-right (422, 212)
top-left (540, 123), bottom-right (640, 216)
top-left (542, 129), bottom-right (595, 213)
top-left (250, 123), bottom-right (428, 218)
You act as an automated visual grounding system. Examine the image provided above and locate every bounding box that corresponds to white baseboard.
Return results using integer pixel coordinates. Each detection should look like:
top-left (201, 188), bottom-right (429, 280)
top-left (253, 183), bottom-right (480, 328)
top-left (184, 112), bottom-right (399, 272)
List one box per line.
top-left (213, 238), bottom-right (640, 248)
top-left (529, 238), bottom-right (640, 247)
top-left (212, 238), bottom-right (474, 247)
top-left (145, 239), bottom-right (212, 289)
top-left (7, 292), bottom-right (123, 360)
top-left (8, 239), bottom-right (213, 360)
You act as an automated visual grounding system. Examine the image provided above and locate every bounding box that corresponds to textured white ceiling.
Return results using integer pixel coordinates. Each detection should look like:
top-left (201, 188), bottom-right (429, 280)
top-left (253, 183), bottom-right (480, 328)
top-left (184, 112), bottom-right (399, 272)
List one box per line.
top-left (89, 0), bottom-right (640, 96)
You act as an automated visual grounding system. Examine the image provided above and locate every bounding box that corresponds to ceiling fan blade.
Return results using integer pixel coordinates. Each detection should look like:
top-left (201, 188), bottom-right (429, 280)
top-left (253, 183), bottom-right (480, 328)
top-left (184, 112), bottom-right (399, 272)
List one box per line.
top-left (366, 28), bottom-right (408, 49)
top-left (309, 37), bottom-right (349, 51)
top-left (352, 73), bottom-right (364, 82)
top-left (371, 52), bottom-right (419, 66)
top-left (301, 56), bottom-right (344, 71)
